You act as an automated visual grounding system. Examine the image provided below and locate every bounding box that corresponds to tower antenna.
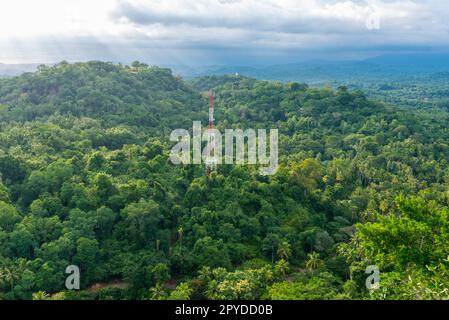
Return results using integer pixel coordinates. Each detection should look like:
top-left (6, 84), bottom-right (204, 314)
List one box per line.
top-left (205, 91), bottom-right (217, 176)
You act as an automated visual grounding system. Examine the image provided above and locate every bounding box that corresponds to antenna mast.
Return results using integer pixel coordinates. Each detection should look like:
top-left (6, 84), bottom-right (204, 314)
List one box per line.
top-left (205, 91), bottom-right (217, 176)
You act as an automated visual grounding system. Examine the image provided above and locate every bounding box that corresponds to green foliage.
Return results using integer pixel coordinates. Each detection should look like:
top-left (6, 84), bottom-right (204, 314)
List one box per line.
top-left (267, 272), bottom-right (342, 300)
top-left (168, 282), bottom-right (193, 300)
top-left (0, 62), bottom-right (448, 300)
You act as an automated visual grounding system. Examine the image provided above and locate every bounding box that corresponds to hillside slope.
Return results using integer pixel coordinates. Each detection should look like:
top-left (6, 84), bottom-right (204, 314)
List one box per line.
top-left (0, 62), bottom-right (448, 300)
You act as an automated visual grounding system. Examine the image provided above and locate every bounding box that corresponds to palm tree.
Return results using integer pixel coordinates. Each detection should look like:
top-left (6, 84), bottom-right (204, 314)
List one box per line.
top-left (149, 283), bottom-right (166, 300)
top-left (305, 252), bottom-right (324, 271)
top-left (0, 268), bottom-right (10, 290)
top-left (277, 241), bottom-right (292, 261)
top-left (0, 267), bottom-right (18, 292)
top-left (198, 266), bottom-right (212, 282)
top-left (204, 279), bottom-right (221, 300)
top-left (275, 259), bottom-right (290, 277)
top-left (0, 267), bottom-right (17, 292)
top-left (0, 259), bottom-right (26, 293)
top-left (32, 291), bottom-right (50, 300)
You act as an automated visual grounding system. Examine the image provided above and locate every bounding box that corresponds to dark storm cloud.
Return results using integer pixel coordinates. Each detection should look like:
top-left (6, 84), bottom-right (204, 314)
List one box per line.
top-left (110, 0), bottom-right (373, 34)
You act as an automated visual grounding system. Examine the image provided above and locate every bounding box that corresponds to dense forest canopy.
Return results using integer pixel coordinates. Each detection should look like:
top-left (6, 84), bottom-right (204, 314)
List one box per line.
top-left (0, 61), bottom-right (449, 300)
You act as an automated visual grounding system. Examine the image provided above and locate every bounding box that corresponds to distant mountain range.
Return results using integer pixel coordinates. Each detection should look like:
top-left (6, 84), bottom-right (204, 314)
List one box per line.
top-left (0, 63), bottom-right (39, 77)
top-left (169, 53), bottom-right (449, 83)
top-left (2, 53), bottom-right (449, 84)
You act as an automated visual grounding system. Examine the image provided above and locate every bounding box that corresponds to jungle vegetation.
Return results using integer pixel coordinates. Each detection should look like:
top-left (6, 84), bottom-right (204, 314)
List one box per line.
top-left (0, 61), bottom-right (448, 300)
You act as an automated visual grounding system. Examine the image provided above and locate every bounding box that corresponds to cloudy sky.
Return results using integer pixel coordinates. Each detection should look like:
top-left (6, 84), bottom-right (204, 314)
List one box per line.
top-left (0, 0), bottom-right (448, 65)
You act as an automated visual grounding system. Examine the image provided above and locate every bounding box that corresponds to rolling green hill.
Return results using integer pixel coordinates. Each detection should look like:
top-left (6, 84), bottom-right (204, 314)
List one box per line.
top-left (0, 61), bottom-right (449, 300)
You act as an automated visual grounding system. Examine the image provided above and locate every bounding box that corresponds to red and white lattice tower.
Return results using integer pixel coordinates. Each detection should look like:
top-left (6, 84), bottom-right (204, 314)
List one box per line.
top-left (205, 91), bottom-right (217, 175)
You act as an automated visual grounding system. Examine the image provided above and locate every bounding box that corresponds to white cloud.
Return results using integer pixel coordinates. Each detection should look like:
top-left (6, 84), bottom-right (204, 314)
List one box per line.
top-left (0, 0), bottom-right (448, 64)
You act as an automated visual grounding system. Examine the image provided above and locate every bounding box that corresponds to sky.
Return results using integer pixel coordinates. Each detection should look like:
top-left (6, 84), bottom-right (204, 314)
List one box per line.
top-left (0, 0), bottom-right (448, 65)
